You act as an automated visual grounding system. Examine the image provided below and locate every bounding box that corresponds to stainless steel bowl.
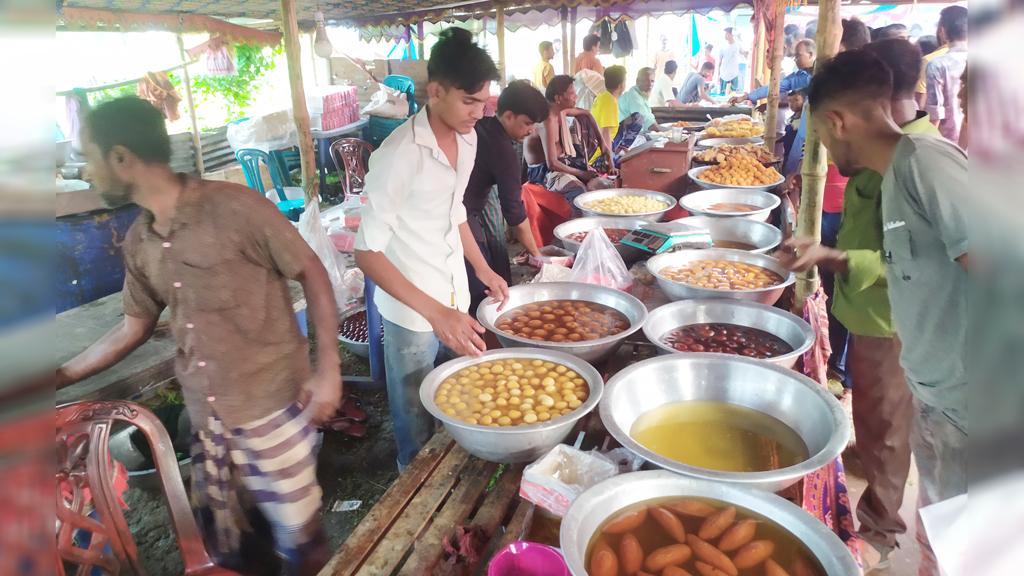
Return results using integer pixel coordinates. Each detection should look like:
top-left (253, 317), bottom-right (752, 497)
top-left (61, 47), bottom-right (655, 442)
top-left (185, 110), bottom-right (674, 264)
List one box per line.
top-left (560, 471), bottom-right (859, 576)
top-left (419, 348), bottom-right (604, 463)
top-left (642, 299), bottom-right (815, 368)
top-left (599, 354), bottom-right (849, 492)
top-left (553, 216), bottom-right (649, 258)
top-left (679, 188), bottom-right (781, 222)
top-left (673, 216), bottom-right (782, 253)
top-left (688, 165), bottom-right (785, 191)
top-left (696, 136), bottom-right (765, 148)
top-left (573, 188), bottom-right (676, 222)
top-left (647, 248), bottom-right (796, 305)
top-left (477, 282), bottom-right (648, 364)
top-left (337, 306), bottom-right (371, 358)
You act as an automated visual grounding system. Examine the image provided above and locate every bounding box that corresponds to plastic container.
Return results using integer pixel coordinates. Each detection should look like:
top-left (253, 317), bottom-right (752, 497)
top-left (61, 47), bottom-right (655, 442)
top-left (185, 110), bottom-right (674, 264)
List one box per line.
top-left (487, 542), bottom-right (569, 576)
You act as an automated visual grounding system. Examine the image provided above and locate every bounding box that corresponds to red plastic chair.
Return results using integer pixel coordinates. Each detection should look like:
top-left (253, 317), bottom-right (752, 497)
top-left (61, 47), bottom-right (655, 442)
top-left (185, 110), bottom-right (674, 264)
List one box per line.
top-left (56, 400), bottom-right (239, 576)
top-left (329, 138), bottom-right (375, 198)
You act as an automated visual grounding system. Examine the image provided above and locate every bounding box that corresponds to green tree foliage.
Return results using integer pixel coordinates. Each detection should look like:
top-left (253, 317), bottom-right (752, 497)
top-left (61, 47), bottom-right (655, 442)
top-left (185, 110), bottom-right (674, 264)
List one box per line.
top-left (188, 43), bottom-right (283, 123)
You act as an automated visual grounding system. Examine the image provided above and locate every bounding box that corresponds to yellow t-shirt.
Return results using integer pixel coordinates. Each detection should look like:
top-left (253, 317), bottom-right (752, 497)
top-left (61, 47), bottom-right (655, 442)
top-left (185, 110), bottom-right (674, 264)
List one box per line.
top-left (533, 61), bottom-right (554, 89)
top-left (591, 91), bottom-right (620, 141)
top-left (916, 46), bottom-right (949, 95)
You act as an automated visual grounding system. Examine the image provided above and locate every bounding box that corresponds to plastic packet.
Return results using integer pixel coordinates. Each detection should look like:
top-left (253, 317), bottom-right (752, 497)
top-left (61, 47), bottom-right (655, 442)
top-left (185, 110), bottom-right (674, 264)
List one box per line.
top-left (519, 444), bottom-right (619, 517)
top-left (298, 202), bottom-right (347, 314)
top-left (568, 228), bottom-right (633, 292)
top-left (528, 245), bottom-right (574, 269)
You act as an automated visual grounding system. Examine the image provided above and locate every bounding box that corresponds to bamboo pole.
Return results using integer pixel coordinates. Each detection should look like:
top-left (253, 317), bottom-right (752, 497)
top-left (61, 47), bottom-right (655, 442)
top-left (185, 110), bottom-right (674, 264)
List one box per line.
top-left (416, 22), bottom-right (425, 60)
top-left (762, 0), bottom-right (787, 155)
top-left (176, 32), bottom-right (205, 175)
top-left (794, 0), bottom-right (842, 308)
top-left (280, 0), bottom-right (318, 200)
top-left (496, 7), bottom-right (507, 87)
top-left (561, 7), bottom-right (570, 75)
top-left (569, 8), bottom-right (578, 75)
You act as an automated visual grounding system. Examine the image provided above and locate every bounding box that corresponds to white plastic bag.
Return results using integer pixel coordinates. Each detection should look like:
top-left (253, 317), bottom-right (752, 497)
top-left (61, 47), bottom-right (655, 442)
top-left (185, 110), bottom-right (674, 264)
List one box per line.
top-left (361, 83), bottom-right (408, 119)
top-left (569, 229), bottom-right (633, 292)
top-left (298, 202), bottom-right (347, 314)
top-left (226, 110), bottom-right (298, 152)
top-left (519, 444), bottom-right (619, 517)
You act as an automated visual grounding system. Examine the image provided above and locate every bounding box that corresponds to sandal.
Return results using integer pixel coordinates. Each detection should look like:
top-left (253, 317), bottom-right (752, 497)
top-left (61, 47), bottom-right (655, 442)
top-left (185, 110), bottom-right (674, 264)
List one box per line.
top-left (323, 417), bottom-right (368, 438)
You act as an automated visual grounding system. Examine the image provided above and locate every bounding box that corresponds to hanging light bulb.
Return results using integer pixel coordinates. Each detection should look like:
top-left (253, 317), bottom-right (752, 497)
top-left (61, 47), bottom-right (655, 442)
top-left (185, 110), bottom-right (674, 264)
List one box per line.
top-left (314, 10), bottom-right (334, 58)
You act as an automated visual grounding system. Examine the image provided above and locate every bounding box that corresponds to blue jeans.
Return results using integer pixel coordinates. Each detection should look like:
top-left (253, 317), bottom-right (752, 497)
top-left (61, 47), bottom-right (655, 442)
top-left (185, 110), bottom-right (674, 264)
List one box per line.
top-left (719, 76), bottom-right (740, 94)
top-left (382, 319), bottom-right (455, 467)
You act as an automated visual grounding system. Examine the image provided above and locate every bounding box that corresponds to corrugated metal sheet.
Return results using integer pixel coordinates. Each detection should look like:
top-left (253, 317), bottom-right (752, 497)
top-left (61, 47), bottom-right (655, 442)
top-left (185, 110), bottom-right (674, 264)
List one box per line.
top-left (200, 127), bottom-right (237, 173)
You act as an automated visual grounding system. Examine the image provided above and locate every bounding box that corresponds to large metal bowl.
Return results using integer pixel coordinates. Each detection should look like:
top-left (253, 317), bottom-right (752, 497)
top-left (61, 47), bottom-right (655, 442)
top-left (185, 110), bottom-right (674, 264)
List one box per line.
top-left (679, 188), bottom-right (781, 222)
top-left (573, 188), bottom-right (676, 222)
top-left (477, 282), bottom-right (648, 364)
top-left (642, 299), bottom-right (815, 368)
top-left (560, 471), bottom-right (859, 576)
top-left (599, 354), bottom-right (849, 492)
top-left (419, 348), bottom-right (603, 463)
top-left (688, 165), bottom-right (785, 191)
top-left (673, 216), bottom-right (782, 254)
top-left (552, 216), bottom-right (648, 259)
top-left (647, 248), bottom-right (796, 305)
top-left (336, 306), bottom-right (372, 358)
top-left (695, 136), bottom-right (765, 148)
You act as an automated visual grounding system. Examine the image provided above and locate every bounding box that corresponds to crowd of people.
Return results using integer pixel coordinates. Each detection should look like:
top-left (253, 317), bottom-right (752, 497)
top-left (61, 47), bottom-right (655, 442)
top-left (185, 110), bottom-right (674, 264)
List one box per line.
top-left (55, 8), bottom-right (969, 575)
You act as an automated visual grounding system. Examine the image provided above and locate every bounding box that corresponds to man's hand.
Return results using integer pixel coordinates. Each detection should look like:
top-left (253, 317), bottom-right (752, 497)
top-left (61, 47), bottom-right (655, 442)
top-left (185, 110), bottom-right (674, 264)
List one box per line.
top-left (728, 94), bottom-right (748, 105)
top-left (477, 268), bottom-right (510, 311)
top-left (301, 367), bottom-right (343, 425)
top-left (428, 306), bottom-right (487, 357)
top-left (778, 237), bottom-right (848, 274)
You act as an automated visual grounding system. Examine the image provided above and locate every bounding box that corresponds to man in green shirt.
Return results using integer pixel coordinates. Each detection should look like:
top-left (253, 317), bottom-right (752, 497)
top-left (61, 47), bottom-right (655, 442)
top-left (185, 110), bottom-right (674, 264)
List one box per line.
top-left (779, 43), bottom-right (934, 567)
top-left (617, 67), bottom-right (663, 133)
top-left (782, 46), bottom-right (967, 576)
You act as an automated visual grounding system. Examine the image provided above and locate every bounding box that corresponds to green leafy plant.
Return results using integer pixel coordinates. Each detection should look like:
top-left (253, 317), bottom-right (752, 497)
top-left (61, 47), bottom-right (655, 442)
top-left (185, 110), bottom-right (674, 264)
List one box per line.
top-left (186, 43), bottom-right (284, 123)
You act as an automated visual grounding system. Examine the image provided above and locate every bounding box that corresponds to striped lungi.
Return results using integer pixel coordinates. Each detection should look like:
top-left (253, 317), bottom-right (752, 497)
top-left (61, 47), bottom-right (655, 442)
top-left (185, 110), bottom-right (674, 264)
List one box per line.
top-left (190, 402), bottom-right (323, 565)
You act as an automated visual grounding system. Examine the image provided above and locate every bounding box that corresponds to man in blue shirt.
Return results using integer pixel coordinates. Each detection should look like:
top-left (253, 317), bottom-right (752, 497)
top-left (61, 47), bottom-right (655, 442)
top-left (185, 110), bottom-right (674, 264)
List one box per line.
top-left (730, 39), bottom-right (816, 105)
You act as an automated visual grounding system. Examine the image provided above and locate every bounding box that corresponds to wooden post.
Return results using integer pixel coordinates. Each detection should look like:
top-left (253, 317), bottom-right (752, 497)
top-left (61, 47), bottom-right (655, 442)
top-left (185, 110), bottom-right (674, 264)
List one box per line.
top-left (750, 8), bottom-right (764, 91)
top-left (496, 7), bottom-right (507, 87)
top-left (762, 0), bottom-right (787, 155)
top-left (416, 22), bottom-right (425, 60)
top-left (561, 7), bottom-right (570, 75)
top-left (280, 0), bottom-right (318, 200)
top-left (569, 8), bottom-right (578, 74)
top-left (794, 0), bottom-right (842, 308)
top-left (176, 32), bottom-right (204, 175)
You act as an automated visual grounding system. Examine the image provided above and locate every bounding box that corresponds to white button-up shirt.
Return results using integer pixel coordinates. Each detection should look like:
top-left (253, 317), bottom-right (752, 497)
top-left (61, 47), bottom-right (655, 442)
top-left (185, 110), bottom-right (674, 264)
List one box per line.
top-left (355, 107), bottom-right (476, 332)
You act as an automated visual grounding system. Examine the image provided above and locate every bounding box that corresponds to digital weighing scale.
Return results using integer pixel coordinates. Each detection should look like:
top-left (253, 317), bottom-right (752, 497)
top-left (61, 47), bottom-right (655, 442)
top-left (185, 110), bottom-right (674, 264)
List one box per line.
top-left (620, 221), bottom-right (712, 255)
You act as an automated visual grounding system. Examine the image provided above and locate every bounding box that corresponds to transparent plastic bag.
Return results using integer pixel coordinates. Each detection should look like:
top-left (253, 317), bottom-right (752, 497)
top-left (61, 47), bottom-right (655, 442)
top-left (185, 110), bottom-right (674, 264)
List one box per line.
top-left (519, 444), bottom-right (619, 517)
top-left (568, 228), bottom-right (633, 292)
top-left (298, 202), bottom-right (347, 314)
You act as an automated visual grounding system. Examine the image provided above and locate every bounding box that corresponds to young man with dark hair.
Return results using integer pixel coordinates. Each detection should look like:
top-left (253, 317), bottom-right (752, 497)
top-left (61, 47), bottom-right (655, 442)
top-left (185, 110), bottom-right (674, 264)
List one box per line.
top-left (591, 65), bottom-right (627, 150)
top-left (463, 80), bottom-right (547, 312)
top-left (575, 34), bottom-right (605, 74)
top-left (781, 49), bottom-right (967, 576)
top-left (355, 28), bottom-right (509, 469)
top-left (650, 59), bottom-right (681, 107)
top-left (534, 41), bottom-right (556, 89)
top-left (841, 18), bottom-right (872, 51)
top-left (875, 23), bottom-right (910, 41)
top-left (618, 67), bottom-right (662, 132)
top-left (926, 5), bottom-right (968, 143)
top-left (57, 97), bottom-right (342, 575)
top-left (679, 62), bottom-right (717, 105)
top-left (524, 75), bottom-right (613, 206)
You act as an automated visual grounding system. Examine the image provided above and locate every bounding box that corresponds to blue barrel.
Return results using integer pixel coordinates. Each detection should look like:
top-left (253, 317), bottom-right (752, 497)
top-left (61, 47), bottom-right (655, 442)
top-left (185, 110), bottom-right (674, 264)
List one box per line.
top-left (57, 205), bottom-right (141, 313)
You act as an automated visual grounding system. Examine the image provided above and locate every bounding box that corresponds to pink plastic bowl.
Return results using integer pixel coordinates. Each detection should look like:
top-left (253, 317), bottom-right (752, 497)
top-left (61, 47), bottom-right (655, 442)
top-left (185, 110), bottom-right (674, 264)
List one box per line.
top-left (487, 541), bottom-right (570, 576)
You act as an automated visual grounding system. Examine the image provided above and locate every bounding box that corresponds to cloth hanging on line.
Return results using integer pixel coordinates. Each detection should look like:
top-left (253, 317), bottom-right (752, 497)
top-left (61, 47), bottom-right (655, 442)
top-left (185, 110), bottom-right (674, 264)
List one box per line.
top-left (137, 72), bottom-right (182, 121)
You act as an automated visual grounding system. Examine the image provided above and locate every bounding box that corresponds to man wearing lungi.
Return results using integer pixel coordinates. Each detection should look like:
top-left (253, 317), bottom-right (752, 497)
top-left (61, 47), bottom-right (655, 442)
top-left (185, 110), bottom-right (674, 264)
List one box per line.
top-left (57, 97), bottom-right (342, 575)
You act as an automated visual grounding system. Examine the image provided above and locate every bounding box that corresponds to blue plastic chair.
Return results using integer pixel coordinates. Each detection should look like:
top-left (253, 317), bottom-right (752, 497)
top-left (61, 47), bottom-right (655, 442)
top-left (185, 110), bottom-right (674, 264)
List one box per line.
top-left (383, 74), bottom-right (418, 117)
top-left (234, 148), bottom-right (306, 222)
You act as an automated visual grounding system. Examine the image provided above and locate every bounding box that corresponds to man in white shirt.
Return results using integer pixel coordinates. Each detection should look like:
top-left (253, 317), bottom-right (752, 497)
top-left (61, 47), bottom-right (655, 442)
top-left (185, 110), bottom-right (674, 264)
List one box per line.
top-left (718, 27), bottom-right (748, 94)
top-left (649, 60), bottom-right (681, 107)
top-left (354, 29), bottom-right (509, 469)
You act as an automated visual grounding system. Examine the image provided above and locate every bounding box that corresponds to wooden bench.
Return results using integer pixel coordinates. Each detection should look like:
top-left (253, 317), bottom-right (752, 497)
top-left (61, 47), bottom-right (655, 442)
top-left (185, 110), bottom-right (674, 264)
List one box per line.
top-left (319, 432), bottom-right (534, 576)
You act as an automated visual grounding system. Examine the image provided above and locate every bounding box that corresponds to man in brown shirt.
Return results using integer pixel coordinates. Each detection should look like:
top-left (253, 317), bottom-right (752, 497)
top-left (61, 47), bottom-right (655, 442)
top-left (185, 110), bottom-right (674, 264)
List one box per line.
top-left (56, 97), bottom-right (341, 575)
top-left (574, 34), bottom-right (605, 74)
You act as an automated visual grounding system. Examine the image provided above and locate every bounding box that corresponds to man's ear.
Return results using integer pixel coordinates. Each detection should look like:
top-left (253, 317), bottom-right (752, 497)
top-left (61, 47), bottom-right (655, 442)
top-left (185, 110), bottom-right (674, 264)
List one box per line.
top-left (822, 109), bottom-right (846, 139)
top-left (426, 81), bottom-right (444, 103)
top-left (108, 144), bottom-right (134, 171)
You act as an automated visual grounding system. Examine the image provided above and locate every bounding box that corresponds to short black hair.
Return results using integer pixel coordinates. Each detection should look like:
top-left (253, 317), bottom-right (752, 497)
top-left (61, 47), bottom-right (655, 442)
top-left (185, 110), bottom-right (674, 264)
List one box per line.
top-left (805, 20), bottom-right (818, 40)
top-left (784, 23), bottom-right (801, 38)
top-left (808, 49), bottom-right (893, 113)
top-left (700, 62), bottom-right (716, 73)
top-left (545, 74), bottom-right (574, 102)
top-left (841, 18), bottom-right (871, 51)
top-left (917, 34), bottom-right (939, 56)
top-left (583, 34), bottom-right (601, 52)
top-left (497, 80), bottom-right (550, 123)
top-left (664, 60), bottom-right (679, 75)
top-left (85, 97), bottom-right (171, 163)
top-left (875, 23), bottom-right (909, 40)
top-left (939, 6), bottom-right (968, 42)
top-left (428, 27), bottom-right (499, 93)
top-left (864, 39), bottom-right (923, 98)
top-left (704, 43), bottom-right (714, 51)
top-left (604, 65), bottom-right (626, 92)
top-left (538, 41), bottom-right (553, 56)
